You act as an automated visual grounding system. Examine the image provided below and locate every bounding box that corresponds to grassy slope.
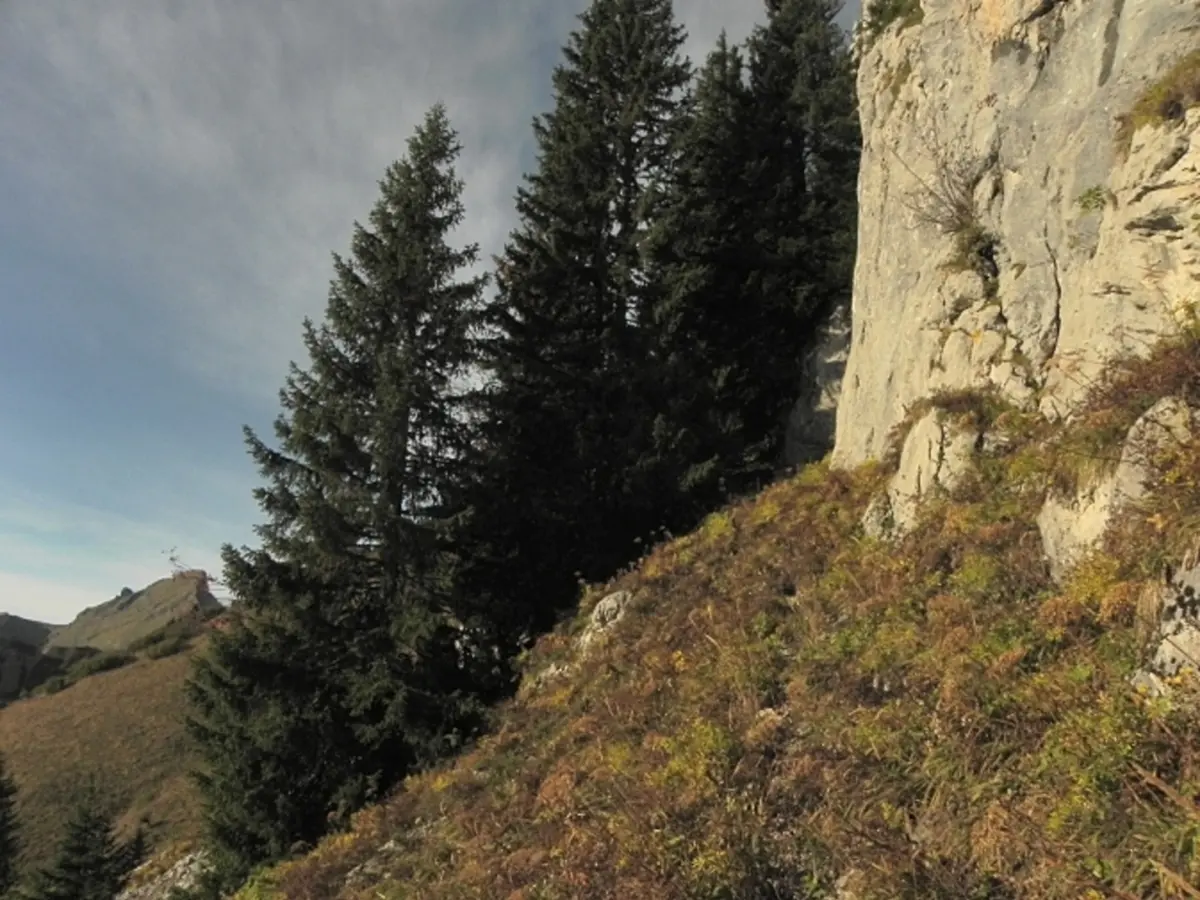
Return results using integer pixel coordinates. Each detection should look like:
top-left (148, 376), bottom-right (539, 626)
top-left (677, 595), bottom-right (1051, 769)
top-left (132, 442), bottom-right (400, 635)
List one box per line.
top-left (234, 332), bottom-right (1200, 900)
top-left (47, 573), bottom-right (221, 652)
top-left (0, 636), bottom-right (207, 877)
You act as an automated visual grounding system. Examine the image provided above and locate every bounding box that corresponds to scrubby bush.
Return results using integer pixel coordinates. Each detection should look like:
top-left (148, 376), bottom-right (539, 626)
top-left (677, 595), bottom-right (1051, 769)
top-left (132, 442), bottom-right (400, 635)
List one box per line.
top-left (862, 0), bottom-right (924, 44)
top-left (1116, 49), bottom-right (1200, 156)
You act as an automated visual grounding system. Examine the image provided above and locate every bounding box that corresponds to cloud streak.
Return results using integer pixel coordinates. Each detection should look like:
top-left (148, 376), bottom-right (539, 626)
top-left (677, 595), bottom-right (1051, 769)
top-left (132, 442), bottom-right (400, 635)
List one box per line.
top-left (0, 0), bottom-right (858, 622)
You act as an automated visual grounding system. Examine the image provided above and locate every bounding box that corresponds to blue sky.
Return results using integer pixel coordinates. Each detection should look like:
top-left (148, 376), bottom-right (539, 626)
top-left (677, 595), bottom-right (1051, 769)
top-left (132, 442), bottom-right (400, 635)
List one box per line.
top-left (0, 0), bottom-right (861, 624)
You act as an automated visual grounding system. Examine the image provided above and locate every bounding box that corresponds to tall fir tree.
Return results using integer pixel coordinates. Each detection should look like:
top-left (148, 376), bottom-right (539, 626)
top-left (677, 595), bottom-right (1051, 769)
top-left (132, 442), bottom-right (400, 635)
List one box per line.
top-left (186, 103), bottom-right (489, 888)
top-left (23, 787), bottom-right (143, 900)
top-left (741, 0), bottom-right (859, 435)
top-left (464, 0), bottom-right (692, 643)
top-left (647, 0), bottom-right (859, 506)
top-left (0, 754), bottom-right (19, 897)
top-left (643, 33), bottom-right (764, 514)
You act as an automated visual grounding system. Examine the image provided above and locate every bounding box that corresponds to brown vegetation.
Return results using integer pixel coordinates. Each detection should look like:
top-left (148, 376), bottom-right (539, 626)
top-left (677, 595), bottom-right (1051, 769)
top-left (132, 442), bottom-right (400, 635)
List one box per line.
top-left (222, 331), bottom-right (1200, 900)
top-left (0, 639), bottom-right (206, 877)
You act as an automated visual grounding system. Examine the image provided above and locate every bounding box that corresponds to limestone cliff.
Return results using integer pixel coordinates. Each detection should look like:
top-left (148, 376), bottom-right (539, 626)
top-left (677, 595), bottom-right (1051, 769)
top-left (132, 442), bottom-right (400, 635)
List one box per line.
top-left (832, 0), bottom-right (1199, 470)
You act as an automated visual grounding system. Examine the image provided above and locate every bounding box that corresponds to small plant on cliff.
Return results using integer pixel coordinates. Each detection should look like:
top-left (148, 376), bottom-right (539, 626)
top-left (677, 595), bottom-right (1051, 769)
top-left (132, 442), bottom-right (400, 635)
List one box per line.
top-left (894, 136), bottom-right (1000, 294)
top-left (1075, 185), bottom-right (1111, 213)
top-left (861, 0), bottom-right (923, 44)
top-left (1116, 49), bottom-right (1200, 157)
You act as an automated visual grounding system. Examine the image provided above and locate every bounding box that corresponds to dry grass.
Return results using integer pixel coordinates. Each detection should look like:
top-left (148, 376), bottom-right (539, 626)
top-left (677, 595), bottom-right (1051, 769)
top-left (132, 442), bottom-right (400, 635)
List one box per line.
top-left (220, 333), bottom-right (1200, 900)
top-left (0, 638), bottom-right (207, 877)
top-left (1117, 49), bottom-right (1200, 158)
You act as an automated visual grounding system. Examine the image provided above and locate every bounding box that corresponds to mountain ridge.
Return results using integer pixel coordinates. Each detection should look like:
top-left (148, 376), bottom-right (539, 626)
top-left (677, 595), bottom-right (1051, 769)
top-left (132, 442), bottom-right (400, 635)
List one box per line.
top-left (0, 570), bottom-right (222, 703)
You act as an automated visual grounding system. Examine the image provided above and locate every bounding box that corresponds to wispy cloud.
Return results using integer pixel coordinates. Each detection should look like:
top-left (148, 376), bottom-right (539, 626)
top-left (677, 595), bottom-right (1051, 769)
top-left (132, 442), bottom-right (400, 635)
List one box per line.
top-left (0, 483), bottom-right (238, 622)
top-left (0, 0), bottom-right (858, 622)
top-left (1, 0), bottom-right (771, 400)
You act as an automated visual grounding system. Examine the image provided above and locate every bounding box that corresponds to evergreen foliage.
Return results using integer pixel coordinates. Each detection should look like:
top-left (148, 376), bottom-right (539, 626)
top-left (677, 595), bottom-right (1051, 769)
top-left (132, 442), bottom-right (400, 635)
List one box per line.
top-left (0, 755), bottom-right (18, 897)
top-left (186, 2), bottom-right (863, 894)
top-left (23, 787), bottom-right (143, 900)
top-left (647, 0), bottom-right (860, 510)
top-left (463, 0), bottom-right (692, 643)
top-left (186, 104), bottom-right (490, 889)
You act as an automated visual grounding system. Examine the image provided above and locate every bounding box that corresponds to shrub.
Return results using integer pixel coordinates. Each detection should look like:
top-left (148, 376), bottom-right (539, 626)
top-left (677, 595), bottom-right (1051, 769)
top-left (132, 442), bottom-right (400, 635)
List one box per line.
top-left (143, 634), bottom-right (191, 660)
top-left (862, 0), bottom-right (924, 44)
top-left (66, 651), bottom-right (134, 680)
top-left (1116, 49), bottom-right (1200, 157)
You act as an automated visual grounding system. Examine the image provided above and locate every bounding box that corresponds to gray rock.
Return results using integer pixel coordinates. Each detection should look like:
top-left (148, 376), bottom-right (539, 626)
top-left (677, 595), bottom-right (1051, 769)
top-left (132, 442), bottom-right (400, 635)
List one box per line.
top-left (576, 590), bottom-right (633, 654)
top-left (833, 0), bottom-right (1200, 469)
top-left (1132, 542), bottom-right (1200, 697)
top-left (117, 851), bottom-right (211, 900)
top-left (863, 409), bottom-right (981, 538)
top-left (1037, 396), bottom-right (1194, 582)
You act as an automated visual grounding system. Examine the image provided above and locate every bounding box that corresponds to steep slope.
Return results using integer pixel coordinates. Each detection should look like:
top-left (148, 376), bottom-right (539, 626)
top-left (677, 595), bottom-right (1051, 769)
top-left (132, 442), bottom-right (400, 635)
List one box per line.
top-left (217, 331), bottom-right (1200, 900)
top-left (0, 634), bottom-right (210, 878)
top-left (47, 571), bottom-right (222, 652)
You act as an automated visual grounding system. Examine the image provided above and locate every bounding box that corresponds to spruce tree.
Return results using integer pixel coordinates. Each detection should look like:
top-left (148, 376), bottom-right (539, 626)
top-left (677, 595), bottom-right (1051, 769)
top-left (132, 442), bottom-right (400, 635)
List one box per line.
top-left (187, 103), bottom-right (489, 887)
top-left (643, 33), bottom-right (765, 513)
top-left (647, 0), bottom-right (859, 504)
top-left (465, 0), bottom-right (692, 642)
top-left (741, 0), bottom-right (859, 438)
top-left (0, 754), bottom-right (19, 897)
top-left (25, 788), bottom-right (143, 900)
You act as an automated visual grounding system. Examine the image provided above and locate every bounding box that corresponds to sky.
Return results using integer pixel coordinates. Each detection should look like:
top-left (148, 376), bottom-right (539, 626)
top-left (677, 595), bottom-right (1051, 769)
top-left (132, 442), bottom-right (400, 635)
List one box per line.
top-left (0, 0), bottom-right (861, 625)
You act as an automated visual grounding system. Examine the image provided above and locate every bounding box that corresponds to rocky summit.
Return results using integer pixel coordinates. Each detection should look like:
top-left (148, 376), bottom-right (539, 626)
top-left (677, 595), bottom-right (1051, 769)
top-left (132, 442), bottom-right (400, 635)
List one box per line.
top-left (0, 570), bottom-right (222, 703)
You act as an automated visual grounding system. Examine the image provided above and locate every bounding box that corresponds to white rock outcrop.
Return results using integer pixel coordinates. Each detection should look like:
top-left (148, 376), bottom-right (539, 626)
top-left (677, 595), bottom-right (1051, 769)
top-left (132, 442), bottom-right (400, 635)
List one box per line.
top-left (863, 409), bottom-right (982, 537)
top-left (118, 851), bottom-right (210, 900)
top-left (1037, 396), bottom-right (1195, 582)
top-left (832, 0), bottom-right (1200, 471)
top-left (1131, 541), bottom-right (1200, 697)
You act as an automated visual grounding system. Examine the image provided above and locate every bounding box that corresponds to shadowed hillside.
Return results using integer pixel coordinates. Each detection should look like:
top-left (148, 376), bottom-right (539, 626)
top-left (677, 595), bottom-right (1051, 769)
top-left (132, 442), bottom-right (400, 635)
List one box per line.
top-left (0, 634), bottom-right (211, 877)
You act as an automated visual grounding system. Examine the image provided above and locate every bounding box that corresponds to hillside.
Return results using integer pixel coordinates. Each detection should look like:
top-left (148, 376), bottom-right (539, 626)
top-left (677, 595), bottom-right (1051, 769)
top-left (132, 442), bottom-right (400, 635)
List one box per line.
top-left (0, 615), bottom-right (56, 649)
top-left (0, 615), bottom-right (58, 704)
top-left (0, 571), bottom-right (222, 704)
top-left (47, 572), bottom-right (222, 652)
top-left (0, 634), bottom-right (209, 877)
top-left (215, 331), bottom-right (1200, 899)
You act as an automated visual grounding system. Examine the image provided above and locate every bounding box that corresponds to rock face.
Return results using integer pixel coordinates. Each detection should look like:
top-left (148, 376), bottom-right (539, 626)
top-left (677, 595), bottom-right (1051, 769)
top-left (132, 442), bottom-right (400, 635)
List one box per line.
top-left (1038, 396), bottom-right (1196, 582)
top-left (832, 0), bottom-right (1200, 470)
top-left (785, 299), bottom-right (852, 465)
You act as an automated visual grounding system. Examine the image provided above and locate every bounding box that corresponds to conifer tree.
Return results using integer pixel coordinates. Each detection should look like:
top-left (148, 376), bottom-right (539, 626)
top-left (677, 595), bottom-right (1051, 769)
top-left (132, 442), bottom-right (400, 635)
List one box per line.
top-left (741, 0), bottom-right (859, 421)
top-left (643, 33), bottom-right (764, 513)
top-left (465, 0), bottom-right (692, 641)
top-left (187, 103), bottom-right (489, 887)
top-left (647, 0), bottom-right (859, 504)
top-left (0, 754), bottom-right (19, 897)
top-left (25, 788), bottom-right (143, 900)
